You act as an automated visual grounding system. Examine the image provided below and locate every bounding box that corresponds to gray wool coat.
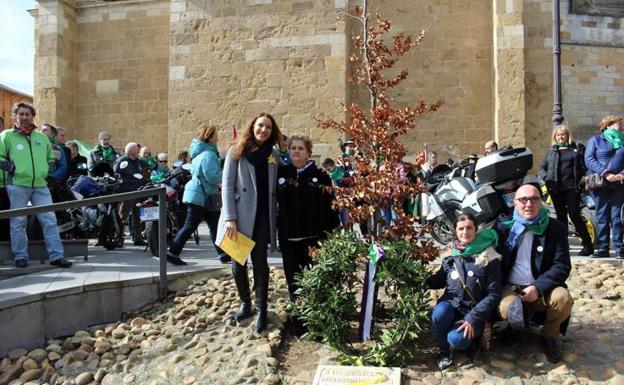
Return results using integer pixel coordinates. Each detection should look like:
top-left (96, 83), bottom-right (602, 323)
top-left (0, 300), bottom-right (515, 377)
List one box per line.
top-left (215, 147), bottom-right (279, 253)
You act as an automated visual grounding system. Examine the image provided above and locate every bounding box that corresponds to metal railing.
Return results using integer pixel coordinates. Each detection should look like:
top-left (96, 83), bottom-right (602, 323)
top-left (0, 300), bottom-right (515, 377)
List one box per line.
top-left (0, 187), bottom-right (169, 298)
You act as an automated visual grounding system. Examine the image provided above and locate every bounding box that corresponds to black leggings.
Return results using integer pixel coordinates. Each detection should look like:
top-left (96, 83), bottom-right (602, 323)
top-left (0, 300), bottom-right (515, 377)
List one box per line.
top-left (232, 215), bottom-right (270, 307)
top-left (280, 237), bottom-right (318, 301)
top-left (551, 189), bottom-right (592, 248)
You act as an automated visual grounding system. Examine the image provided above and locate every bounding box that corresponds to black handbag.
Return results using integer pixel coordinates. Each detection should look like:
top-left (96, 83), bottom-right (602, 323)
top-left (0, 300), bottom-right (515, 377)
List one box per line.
top-left (198, 167), bottom-right (222, 211)
top-left (203, 192), bottom-right (222, 211)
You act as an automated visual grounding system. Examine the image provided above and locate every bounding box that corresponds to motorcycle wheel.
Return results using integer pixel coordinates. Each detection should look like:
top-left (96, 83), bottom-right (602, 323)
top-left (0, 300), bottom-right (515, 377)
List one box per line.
top-left (580, 207), bottom-right (598, 247)
top-left (430, 217), bottom-right (454, 245)
top-left (99, 214), bottom-right (120, 250)
top-left (147, 220), bottom-right (159, 257)
top-left (147, 217), bottom-right (175, 257)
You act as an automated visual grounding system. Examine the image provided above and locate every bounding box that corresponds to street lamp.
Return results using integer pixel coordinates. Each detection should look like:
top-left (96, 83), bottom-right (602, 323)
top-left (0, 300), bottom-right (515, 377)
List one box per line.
top-left (552, 0), bottom-right (564, 127)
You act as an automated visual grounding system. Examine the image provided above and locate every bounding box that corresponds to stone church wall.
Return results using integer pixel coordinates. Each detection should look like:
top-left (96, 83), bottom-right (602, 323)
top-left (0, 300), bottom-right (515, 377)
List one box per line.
top-left (167, 0), bottom-right (346, 159)
top-left (349, 0), bottom-right (495, 161)
top-left (73, 1), bottom-right (170, 152)
top-left (30, 0), bottom-right (624, 163)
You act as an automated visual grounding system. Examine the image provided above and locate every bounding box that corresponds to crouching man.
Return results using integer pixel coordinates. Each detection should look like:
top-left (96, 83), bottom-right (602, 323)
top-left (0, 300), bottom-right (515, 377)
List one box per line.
top-left (494, 184), bottom-right (573, 363)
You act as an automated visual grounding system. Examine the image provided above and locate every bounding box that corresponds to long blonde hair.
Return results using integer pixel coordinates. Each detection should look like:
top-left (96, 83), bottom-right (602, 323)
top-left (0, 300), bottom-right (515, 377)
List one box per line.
top-left (551, 124), bottom-right (572, 145)
top-left (230, 113), bottom-right (285, 160)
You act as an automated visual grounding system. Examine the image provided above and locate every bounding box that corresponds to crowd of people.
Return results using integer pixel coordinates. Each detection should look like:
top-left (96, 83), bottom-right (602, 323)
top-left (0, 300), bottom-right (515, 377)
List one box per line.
top-left (1, 102), bottom-right (623, 366)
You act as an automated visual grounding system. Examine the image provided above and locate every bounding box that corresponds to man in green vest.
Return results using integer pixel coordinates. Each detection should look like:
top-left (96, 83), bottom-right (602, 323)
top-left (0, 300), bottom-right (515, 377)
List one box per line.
top-left (0, 102), bottom-right (72, 268)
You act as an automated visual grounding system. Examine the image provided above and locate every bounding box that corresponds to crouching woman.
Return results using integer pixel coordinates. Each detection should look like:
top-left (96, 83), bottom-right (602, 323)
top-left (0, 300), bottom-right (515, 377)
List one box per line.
top-left (426, 213), bottom-right (502, 370)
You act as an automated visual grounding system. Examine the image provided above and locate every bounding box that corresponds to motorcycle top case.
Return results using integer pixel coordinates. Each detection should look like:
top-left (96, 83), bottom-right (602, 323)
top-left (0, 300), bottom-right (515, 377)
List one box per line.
top-left (475, 147), bottom-right (533, 184)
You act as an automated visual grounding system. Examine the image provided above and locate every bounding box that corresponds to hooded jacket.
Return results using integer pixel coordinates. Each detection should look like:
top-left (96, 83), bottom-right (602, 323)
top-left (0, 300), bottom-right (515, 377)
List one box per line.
top-left (426, 247), bottom-right (502, 331)
top-left (276, 161), bottom-right (339, 240)
top-left (182, 139), bottom-right (223, 207)
top-left (0, 128), bottom-right (55, 188)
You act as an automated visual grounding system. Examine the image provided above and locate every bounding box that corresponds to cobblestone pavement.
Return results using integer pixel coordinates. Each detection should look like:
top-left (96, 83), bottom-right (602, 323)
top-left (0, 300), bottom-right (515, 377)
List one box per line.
top-left (0, 260), bottom-right (622, 385)
top-left (0, 267), bottom-right (290, 385)
top-left (279, 259), bottom-right (624, 385)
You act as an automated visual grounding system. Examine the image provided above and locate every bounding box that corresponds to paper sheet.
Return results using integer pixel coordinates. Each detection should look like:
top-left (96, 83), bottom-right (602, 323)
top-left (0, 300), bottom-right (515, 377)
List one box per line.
top-left (218, 232), bottom-right (255, 265)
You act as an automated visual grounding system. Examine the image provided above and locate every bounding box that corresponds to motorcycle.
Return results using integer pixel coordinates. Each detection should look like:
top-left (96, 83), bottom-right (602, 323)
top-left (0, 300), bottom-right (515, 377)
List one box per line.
top-left (169, 162), bottom-right (199, 245)
top-left (138, 171), bottom-right (185, 257)
top-left (541, 184), bottom-right (598, 247)
top-left (71, 163), bottom-right (124, 250)
top-left (426, 147), bottom-right (534, 245)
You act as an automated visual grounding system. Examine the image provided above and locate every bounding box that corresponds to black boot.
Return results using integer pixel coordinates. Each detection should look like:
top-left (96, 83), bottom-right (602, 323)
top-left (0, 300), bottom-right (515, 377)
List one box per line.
top-left (233, 266), bottom-right (254, 321)
top-left (254, 275), bottom-right (269, 333)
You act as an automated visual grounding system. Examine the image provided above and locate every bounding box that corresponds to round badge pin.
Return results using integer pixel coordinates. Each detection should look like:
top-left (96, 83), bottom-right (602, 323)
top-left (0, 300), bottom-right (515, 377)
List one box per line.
top-left (120, 161), bottom-right (128, 169)
top-left (312, 177), bottom-right (318, 183)
top-left (278, 177), bottom-right (286, 185)
top-left (16, 144), bottom-right (24, 150)
top-left (467, 270), bottom-right (474, 277)
top-left (133, 173), bottom-right (143, 179)
top-left (537, 246), bottom-right (544, 252)
top-left (450, 270), bottom-right (459, 280)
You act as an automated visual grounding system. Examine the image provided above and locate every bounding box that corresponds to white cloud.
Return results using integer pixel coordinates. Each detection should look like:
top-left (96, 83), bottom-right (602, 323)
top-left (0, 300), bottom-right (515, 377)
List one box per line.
top-left (0, 0), bottom-right (37, 96)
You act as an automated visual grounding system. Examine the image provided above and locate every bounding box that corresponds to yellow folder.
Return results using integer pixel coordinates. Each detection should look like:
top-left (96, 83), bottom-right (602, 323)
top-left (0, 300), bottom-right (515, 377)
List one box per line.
top-left (218, 232), bottom-right (255, 266)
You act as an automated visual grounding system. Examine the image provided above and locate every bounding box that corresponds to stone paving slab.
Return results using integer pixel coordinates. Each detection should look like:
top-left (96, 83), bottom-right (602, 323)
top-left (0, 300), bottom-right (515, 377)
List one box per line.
top-left (0, 224), bottom-right (285, 311)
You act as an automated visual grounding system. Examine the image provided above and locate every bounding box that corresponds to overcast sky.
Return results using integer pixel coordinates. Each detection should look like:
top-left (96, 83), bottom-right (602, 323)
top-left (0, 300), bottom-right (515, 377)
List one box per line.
top-left (0, 0), bottom-right (37, 96)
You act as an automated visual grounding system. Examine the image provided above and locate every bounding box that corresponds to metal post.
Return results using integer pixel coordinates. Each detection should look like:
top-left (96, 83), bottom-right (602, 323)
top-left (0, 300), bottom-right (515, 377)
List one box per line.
top-left (158, 188), bottom-right (168, 299)
top-left (552, 0), bottom-right (564, 127)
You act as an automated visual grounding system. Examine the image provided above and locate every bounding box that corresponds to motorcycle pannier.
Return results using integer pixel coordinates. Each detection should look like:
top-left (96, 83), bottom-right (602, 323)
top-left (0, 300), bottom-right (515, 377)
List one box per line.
top-left (462, 185), bottom-right (504, 223)
top-left (475, 147), bottom-right (533, 185)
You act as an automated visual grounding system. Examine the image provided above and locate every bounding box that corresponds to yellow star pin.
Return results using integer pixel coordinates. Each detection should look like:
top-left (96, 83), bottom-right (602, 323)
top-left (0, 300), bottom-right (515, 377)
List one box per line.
top-left (267, 154), bottom-right (277, 165)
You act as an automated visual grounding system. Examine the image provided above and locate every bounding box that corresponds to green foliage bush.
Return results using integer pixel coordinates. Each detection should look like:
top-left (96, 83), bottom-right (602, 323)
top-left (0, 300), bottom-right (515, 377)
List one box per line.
top-left (292, 230), bottom-right (431, 366)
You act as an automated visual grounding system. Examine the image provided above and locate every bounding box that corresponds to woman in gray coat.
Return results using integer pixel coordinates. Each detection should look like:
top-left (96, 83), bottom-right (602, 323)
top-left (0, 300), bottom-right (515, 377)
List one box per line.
top-left (216, 112), bottom-right (285, 333)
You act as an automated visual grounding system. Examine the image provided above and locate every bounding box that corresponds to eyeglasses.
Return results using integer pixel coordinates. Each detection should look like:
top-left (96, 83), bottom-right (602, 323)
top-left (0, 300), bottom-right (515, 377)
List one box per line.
top-left (159, 160), bottom-right (168, 164)
top-left (515, 196), bottom-right (541, 205)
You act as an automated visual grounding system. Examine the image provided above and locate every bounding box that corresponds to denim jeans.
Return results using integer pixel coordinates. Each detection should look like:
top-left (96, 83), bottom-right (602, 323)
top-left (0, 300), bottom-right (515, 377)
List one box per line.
top-left (431, 301), bottom-right (476, 353)
top-left (6, 185), bottom-right (64, 262)
top-left (168, 203), bottom-right (223, 257)
top-left (591, 185), bottom-right (624, 252)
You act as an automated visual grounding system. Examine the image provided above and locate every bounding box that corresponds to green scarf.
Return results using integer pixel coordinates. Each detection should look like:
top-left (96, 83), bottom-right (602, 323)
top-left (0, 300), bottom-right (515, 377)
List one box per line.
top-left (139, 156), bottom-right (157, 171)
top-left (98, 144), bottom-right (115, 162)
top-left (451, 229), bottom-right (499, 257)
top-left (553, 143), bottom-right (569, 149)
top-left (603, 128), bottom-right (624, 149)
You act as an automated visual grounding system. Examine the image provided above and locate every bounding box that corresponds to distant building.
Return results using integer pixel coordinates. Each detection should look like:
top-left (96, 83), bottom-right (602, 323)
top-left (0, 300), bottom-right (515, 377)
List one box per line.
top-left (0, 84), bottom-right (33, 129)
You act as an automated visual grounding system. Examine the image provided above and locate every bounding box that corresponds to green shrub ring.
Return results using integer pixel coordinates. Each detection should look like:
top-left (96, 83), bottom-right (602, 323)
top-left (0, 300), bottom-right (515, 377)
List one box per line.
top-left (292, 230), bottom-right (432, 366)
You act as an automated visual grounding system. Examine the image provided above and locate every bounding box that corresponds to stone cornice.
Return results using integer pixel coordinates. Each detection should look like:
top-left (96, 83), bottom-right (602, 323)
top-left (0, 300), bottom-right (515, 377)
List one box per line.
top-left (72, 0), bottom-right (164, 9)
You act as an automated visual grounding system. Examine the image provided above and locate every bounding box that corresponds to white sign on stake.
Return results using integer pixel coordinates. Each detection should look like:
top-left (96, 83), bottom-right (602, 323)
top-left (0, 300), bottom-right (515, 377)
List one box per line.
top-left (312, 365), bottom-right (401, 385)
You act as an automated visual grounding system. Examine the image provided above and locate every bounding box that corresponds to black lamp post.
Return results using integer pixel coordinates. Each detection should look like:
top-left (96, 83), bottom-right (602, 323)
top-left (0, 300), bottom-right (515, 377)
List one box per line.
top-left (552, 0), bottom-right (564, 127)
